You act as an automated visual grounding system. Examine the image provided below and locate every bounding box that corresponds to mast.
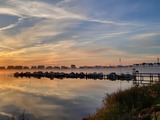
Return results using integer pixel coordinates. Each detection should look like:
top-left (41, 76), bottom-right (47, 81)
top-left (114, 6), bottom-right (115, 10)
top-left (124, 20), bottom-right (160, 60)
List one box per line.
top-left (119, 58), bottom-right (121, 74)
top-left (119, 58), bottom-right (122, 90)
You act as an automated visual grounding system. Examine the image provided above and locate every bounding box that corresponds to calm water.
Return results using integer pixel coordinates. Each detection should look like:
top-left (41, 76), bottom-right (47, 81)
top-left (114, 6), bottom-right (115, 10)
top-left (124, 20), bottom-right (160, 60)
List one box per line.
top-left (0, 67), bottom-right (159, 120)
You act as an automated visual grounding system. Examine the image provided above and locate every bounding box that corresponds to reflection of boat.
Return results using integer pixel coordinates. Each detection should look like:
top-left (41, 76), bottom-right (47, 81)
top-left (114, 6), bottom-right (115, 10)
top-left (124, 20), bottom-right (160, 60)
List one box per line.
top-left (117, 73), bottom-right (125, 80)
top-left (14, 72), bottom-right (19, 77)
top-left (98, 73), bottom-right (104, 79)
top-left (86, 72), bottom-right (104, 79)
top-left (125, 73), bottom-right (133, 80)
top-left (117, 73), bottom-right (133, 80)
top-left (107, 72), bottom-right (133, 81)
top-left (79, 72), bottom-right (85, 79)
top-left (107, 72), bottom-right (117, 80)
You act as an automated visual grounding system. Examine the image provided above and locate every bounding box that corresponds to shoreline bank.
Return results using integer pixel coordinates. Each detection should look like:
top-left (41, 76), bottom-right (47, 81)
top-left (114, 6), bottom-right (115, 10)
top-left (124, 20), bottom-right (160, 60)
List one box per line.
top-left (83, 82), bottom-right (160, 120)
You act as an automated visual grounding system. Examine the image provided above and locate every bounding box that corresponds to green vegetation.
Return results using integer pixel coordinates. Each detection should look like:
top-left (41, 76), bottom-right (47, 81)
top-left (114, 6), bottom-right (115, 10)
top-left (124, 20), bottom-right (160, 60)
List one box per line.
top-left (83, 83), bottom-right (160, 120)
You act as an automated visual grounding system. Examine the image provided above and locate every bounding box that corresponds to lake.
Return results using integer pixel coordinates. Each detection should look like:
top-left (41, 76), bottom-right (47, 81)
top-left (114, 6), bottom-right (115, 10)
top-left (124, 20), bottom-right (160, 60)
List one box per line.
top-left (0, 67), bottom-right (159, 120)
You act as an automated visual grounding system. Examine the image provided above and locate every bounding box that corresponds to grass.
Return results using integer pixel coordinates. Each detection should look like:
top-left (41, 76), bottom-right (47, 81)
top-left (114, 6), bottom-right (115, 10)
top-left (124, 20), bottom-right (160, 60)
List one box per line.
top-left (82, 82), bottom-right (160, 120)
top-left (10, 110), bottom-right (30, 120)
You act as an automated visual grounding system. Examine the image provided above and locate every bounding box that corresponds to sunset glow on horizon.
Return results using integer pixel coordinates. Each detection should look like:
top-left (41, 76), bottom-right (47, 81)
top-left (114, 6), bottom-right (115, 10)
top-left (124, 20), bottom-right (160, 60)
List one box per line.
top-left (0, 0), bottom-right (160, 66)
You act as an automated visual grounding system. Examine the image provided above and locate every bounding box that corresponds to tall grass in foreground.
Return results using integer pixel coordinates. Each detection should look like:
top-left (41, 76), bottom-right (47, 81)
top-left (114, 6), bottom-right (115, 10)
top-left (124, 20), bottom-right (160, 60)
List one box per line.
top-left (83, 82), bottom-right (160, 120)
top-left (10, 110), bottom-right (30, 120)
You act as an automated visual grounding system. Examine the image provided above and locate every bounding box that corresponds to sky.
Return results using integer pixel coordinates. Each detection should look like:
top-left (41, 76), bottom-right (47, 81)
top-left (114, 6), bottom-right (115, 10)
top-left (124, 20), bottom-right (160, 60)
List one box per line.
top-left (0, 0), bottom-right (160, 66)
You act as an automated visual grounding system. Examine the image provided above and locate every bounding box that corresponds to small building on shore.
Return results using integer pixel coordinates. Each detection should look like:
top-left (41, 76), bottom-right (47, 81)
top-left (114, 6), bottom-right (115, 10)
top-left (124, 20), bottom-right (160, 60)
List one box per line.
top-left (0, 66), bottom-right (5, 70)
top-left (38, 65), bottom-right (45, 69)
top-left (15, 66), bottom-right (23, 69)
top-left (53, 66), bottom-right (60, 69)
top-left (71, 65), bottom-right (76, 69)
top-left (31, 66), bottom-right (37, 69)
top-left (46, 66), bottom-right (53, 69)
top-left (61, 66), bottom-right (68, 69)
top-left (7, 66), bottom-right (15, 69)
top-left (23, 66), bottom-right (29, 69)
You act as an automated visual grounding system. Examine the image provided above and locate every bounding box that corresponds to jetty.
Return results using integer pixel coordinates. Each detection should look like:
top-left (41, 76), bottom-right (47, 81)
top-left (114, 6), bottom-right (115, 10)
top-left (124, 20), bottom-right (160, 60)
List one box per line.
top-left (133, 72), bottom-right (160, 86)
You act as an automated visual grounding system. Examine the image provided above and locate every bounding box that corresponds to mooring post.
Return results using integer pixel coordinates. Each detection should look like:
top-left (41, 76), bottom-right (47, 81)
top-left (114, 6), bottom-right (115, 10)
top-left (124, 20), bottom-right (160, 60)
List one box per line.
top-left (152, 74), bottom-right (153, 82)
top-left (140, 73), bottom-right (143, 84)
top-left (137, 72), bottom-right (139, 81)
top-left (149, 74), bottom-right (153, 83)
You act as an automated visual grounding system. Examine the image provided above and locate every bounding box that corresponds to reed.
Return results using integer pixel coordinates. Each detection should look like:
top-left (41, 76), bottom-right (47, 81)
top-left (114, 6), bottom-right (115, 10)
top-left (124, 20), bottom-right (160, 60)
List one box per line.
top-left (10, 110), bottom-right (30, 120)
top-left (83, 82), bottom-right (160, 120)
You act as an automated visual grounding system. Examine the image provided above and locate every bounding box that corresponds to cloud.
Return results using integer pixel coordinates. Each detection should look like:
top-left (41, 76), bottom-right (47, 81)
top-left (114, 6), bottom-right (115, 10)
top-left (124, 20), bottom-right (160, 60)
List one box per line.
top-left (0, 0), bottom-right (130, 26)
top-left (0, 19), bottom-right (63, 50)
top-left (0, 17), bottom-right (23, 31)
top-left (131, 32), bottom-right (160, 40)
top-left (87, 19), bottom-right (130, 26)
top-left (94, 31), bottom-right (130, 40)
top-left (0, 0), bottom-right (83, 19)
top-left (0, 38), bottom-right (78, 66)
top-left (0, 15), bottom-right (82, 65)
top-left (0, 45), bottom-right (16, 50)
top-left (56, 0), bottom-right (75, 6)
top-left (0, 7), bottom-right (20, 16)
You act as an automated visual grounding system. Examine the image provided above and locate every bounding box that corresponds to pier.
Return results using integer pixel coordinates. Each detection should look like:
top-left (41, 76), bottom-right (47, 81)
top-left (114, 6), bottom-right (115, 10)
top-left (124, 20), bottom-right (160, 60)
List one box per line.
top-left (133, 72), bottom-right (160, 86)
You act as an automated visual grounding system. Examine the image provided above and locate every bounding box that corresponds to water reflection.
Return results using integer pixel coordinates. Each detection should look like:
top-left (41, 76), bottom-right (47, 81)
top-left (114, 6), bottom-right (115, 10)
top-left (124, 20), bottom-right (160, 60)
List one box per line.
top-left (0, 69), bottom-right (133, 120)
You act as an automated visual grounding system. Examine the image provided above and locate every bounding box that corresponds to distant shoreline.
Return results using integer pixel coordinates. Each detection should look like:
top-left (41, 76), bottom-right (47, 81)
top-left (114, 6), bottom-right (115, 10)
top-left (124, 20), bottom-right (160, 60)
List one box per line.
top-left (0, 63), bottom-right (160, 70)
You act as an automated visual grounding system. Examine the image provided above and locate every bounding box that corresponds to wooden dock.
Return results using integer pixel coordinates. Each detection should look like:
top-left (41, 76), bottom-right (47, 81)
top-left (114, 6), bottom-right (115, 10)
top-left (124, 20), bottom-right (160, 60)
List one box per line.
top-left (133, 73), bottom-right (160, 86)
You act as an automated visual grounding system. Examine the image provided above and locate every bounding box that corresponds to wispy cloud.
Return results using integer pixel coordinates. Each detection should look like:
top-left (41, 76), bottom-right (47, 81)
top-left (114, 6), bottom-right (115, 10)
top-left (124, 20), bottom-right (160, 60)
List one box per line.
top-left (0, 19), bottom-right (63, 49)
top-left (0, 7), bottom-right (20, 16)
top-left (0, 45), bottom-right (16, 50)
top-left (131, 32), bottom-right (160, 41)
top-left (0, 0), bottom-right (130, 26)
top-left (56, 0), bottom-right (75, 6)
top-left (87, 19), bottom-right (130, 26)
top-left (0, 0), bottom-right (83, 19)
top-left (0, 17), bottom-right (23, 31)
top-left (95, 31), bottom-right (130, 40)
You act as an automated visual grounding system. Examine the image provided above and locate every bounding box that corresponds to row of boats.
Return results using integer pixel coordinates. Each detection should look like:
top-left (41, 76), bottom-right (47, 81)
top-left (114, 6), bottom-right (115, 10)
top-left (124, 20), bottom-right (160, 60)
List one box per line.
top-left (14, 71), bottom-right (104, 80)
top-left (107, 72), bottom-right (134, 80)
top-left (14, 71), bottom-right (134, 80)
